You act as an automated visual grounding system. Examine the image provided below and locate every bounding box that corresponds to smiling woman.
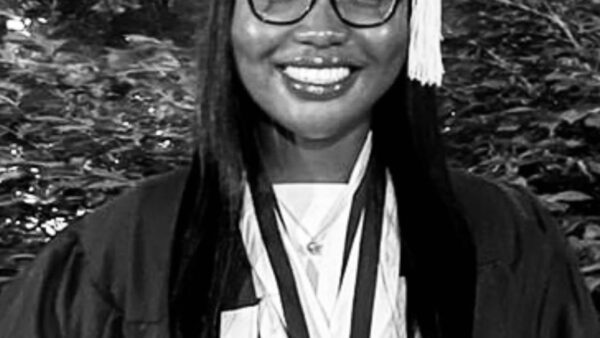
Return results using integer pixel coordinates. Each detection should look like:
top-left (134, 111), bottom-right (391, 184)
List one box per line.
top-left (231, 0), bottom-right (407, 179)
top-left (0, 0), bottom-right (599, 337)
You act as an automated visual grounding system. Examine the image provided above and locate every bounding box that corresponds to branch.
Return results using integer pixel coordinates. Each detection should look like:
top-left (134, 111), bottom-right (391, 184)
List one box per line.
top-left (0, 94), bottom-right (18, 107)
top-left (492, 0), bottom-right (582, 51)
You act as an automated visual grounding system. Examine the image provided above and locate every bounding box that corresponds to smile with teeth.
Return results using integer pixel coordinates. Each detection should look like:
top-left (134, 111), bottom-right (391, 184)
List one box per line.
top-left (283, 66), bottom-right (351, 85)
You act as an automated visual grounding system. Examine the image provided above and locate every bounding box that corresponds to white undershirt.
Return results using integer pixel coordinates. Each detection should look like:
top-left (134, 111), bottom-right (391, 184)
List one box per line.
top-left (221, 134), bottom-right (408, 338)
top-left (273, 183), bottom-right (348, 318)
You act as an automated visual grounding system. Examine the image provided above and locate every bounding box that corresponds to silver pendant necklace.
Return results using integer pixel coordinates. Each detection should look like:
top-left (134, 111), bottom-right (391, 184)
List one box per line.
top-left (276, 193), bottom-right (346, 257)
top-left (306, 241), bottom-right (323, 255)
top-left (274, 184), bottom-right (351, 257)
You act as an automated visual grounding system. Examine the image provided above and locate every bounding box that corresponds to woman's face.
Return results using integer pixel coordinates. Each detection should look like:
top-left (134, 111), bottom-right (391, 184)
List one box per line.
top-left (231, 0), bottom-right (409, 142)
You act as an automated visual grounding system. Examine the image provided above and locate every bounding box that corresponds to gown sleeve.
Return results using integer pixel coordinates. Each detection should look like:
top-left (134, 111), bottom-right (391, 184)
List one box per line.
top-left (518, 187), bottom-right (600, 337)
top-left (0, 229), bottom-right (123, 338)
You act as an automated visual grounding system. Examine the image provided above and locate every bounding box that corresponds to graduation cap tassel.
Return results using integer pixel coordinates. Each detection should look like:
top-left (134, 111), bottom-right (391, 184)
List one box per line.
top-left (408, 0), bottom-right (444, 87)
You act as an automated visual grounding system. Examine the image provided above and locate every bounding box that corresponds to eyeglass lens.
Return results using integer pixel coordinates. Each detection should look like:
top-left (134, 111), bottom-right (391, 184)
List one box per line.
top-left (251, 0), bottom-right (398, 26)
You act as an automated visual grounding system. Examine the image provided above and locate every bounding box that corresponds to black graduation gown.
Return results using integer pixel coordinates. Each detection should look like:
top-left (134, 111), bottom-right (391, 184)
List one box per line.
top-left (0, 166), bottom-right (598, 337)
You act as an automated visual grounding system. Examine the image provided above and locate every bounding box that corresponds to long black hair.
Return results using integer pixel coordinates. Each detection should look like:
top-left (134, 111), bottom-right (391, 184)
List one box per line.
top-left (169, 1), bottom-right (477, 337)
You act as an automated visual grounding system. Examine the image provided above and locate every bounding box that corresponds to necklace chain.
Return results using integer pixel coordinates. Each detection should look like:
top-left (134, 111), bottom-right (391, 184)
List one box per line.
top-left (274, 185), bottom-right (353, 256)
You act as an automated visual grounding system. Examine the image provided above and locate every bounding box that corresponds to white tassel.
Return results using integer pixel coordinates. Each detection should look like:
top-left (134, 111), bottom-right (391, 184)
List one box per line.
top-left (408, 0), bottom-right (444, 87)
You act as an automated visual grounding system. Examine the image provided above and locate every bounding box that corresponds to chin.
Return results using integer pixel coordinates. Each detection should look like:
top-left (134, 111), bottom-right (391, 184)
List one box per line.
top-left (260, 90), bottom-right (371, 142)
top-left (285, 118), bottom-right (365, 145)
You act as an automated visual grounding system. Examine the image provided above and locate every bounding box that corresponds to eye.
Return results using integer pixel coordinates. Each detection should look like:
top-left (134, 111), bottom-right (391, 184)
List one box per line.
top-left (254, 0), bottom-right (300, 9)
top-left (253, 0), bottom-right (306, 15)
top-left (340, 0), bottom-right (385, 8)
top-left (355, 0), bottom-right (381, 6)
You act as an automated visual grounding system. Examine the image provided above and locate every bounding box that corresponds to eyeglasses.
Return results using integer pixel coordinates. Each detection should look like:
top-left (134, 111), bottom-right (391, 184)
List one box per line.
top-left (248, 0), bottom-right (401, 28)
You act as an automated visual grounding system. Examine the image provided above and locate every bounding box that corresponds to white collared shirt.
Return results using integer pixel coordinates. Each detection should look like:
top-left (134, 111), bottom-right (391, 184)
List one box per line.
top-left (222, 134), bottom-right (407, 338)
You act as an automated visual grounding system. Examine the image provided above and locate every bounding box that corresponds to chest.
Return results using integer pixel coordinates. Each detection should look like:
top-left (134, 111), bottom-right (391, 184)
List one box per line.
top-left (117, 264), bottom-right (526, 338)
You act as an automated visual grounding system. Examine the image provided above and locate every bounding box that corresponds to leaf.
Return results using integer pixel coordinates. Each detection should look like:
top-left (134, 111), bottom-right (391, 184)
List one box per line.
top-left (509, 176), bottom-right (528, 187)
top-left (480, 79), bottom-right (507, 90)
top-left (53, 124), bottom-right (92, 133)
top-left (27, 115), bottom-right (70, 123)
top-left (559, 109), bottom-right (589, 124)
top-left (496, 124), bottom-right (520, 132)
top-left (584, 114), bottom-right (600, 129)
top-left (544, 72), bottom-right (571, 82)
top-left (91, 0), bottom-right (141, 14)
top-left (565, 139), bottom-right (584, 148)
top-left (584, 225), bottom-right (600, 240)
top-left (588, 161), bottom-right (600, 175)
top-left (541, 191), bottom-right (593, 203)
top-left (85, 179), bottom-right (132, 190)
top-left (584, 276), bottom-right (600, 291)
top-left (0, 169), bottom-right (26, 184)
top-left (539, 199), bottom-right (570, 213)
top-left (497, 106), bottom-right (536, 115)
top-left (124, 34), bottom-right (163, 45)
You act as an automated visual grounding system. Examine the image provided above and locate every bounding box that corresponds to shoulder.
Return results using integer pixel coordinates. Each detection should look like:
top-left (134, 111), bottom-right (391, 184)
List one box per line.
top-left (448, 169), bottom-right (558, 266)
top-left (66, 166), bottom-right (191, 321)
top-left (449, 168), bottom-right (539, 226)
top-left (449, 170), bottom-right (600, 335)
top-left (71, 165), bottom-right (190, 263)
top-left (72, 165), bottom-right (191, 243)
top-left (0, 167), bottom-right (191, 335)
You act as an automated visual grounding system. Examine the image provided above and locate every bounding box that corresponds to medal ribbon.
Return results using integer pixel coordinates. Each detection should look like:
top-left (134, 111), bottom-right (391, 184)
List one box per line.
top-left (249, 152), bottom-right (385, 338)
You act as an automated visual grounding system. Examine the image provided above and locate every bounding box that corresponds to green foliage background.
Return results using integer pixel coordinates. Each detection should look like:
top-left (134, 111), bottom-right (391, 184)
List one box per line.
top-left (442, 0), bottom-right (600, 312)
top-left (0, 0), bottom-right (599, 313)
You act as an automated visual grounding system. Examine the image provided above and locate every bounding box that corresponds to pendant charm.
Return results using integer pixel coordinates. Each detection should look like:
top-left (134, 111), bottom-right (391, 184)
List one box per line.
top-left (307, 241), bottom-right (322, 255)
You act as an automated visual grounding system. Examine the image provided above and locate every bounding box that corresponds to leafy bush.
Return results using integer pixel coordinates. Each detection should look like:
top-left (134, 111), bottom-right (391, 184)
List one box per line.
top-left (0, 1), bottom-right (194, 285)
top-left (442, 0), bottom-right (600, 310)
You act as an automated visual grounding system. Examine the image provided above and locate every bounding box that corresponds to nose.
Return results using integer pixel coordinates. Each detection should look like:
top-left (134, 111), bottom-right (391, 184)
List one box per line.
top-left (293, 0), bottom-right (350, 48)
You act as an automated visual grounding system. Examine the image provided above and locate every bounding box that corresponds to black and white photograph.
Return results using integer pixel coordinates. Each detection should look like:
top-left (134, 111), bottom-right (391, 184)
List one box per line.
top-left (0, 0), bottom-right (599, 337)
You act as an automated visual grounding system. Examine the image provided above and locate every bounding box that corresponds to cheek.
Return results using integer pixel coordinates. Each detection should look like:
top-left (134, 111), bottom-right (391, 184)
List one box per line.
top-left (364, 4), bottom-right (409, 75)
top-left (231, 10), bottom-right (283, 104)
top-left (231, 5), bottom-right (271, 75)
top-left (374, 23), bottom-right (407, 68)
top-left (358, 24), bottom-right (408, 99)
top-left (231, 20), bottom-right (260, 72)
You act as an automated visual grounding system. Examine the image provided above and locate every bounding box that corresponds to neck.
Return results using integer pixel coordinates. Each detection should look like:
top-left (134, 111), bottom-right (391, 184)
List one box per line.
top-left (258, 122), bottom-right (371, 184)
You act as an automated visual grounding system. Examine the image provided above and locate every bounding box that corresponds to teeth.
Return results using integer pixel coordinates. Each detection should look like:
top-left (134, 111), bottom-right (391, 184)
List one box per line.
top-left (283, 67), bottom-right (351, 85)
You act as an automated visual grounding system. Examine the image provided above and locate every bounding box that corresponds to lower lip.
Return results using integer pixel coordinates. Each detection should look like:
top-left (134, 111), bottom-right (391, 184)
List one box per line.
top-left (279, 69), bottom-right (359, 101)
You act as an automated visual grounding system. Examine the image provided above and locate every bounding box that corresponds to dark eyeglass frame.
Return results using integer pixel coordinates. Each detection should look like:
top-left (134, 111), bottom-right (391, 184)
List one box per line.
top-left (248, 0), bottom-right (401, 28)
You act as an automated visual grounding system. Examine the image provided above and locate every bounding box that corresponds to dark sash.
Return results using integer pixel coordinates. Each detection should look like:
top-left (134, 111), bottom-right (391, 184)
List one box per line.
top-left (248, 152), bottom-right (385, 338)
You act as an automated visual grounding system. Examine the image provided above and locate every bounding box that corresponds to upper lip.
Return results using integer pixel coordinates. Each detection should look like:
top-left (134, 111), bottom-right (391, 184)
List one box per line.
top-left (275, 54), bottom-right (364, 70)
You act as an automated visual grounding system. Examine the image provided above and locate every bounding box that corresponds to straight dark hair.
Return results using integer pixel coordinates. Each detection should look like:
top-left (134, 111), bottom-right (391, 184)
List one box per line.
top-left (169, 1), bottom-right (477, 337)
